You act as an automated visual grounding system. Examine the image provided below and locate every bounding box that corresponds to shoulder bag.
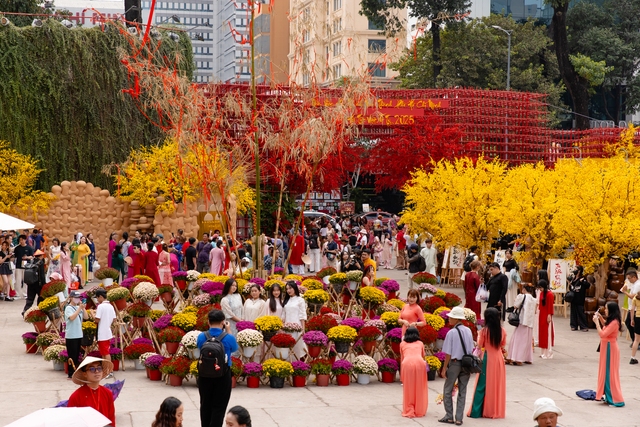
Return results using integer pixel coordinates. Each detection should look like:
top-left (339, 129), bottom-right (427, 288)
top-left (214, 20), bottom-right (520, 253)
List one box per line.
top-left (455, 326), bottom-right (482, 374)
top-left (508, 295), bottom-right (525, 327)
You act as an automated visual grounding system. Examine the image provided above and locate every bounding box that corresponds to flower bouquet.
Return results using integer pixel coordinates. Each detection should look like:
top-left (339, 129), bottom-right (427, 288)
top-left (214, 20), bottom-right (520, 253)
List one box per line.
top-left (170, 312), bottom-right (198, 332)
top-left (279, 323), bottom-right (301, 335)
top-left (132, 282), bottom-right (159, 302)
top-left (341, 317), bottom-right (364, 330)
top-left (412, 272), bottom-right (438, 285)
top-left (418, 324), bottom-right (438, 345)
top-left (316, 267), bottom-right (337, 279)
top-left (359, 287), bottom-right (386, 308)
top-left (305, 315), bottom-right (339, 334)
top-left (37, 296), bottom-right (60, 313)
top-left (95, 267), bottom-right (120, 281)
top-left (332, 359), bottom-right (353, 385)
top-left (158, 326), bottom-right (186, 345)
top-left (40, 280), bottom-right (66, 298)
top-left (380, 312), bottom-right (400, 329)
top-left (424, 313), bottom-right (445, 331)
top-left (254, 315), bottom-right (283, 340)
top-left (236, 321), bottom-right (256, 332)
top-left (263, 359), bottom-right (293, 385)
top-left (421, 296), bottom-right (447, 314)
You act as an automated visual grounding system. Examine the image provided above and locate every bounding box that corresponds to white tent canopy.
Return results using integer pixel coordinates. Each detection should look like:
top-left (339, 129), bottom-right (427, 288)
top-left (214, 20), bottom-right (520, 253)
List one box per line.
top-left (0, 212), bottom-right (35, 231)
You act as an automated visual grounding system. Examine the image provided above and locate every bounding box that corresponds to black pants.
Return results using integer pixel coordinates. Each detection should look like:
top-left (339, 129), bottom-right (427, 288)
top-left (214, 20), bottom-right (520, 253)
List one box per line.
top-left (22, 284), bottom-right (41, 314)
top-left (570, 304), bottom-right (589, 330)
top-left (198, 370), bottom-right (232, 427)
top-left (66, 338), bottom-right (82, 378)
top-left (626, 311), bottom-right (635, 342)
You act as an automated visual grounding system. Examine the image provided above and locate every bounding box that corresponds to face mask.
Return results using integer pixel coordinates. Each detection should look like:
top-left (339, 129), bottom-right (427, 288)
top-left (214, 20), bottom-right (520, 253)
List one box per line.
top-left (72, 298), bottom-right (81, 304)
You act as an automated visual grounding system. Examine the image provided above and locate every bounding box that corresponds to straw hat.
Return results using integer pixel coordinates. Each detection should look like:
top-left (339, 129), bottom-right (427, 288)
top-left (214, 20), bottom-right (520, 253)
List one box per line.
top-left (532, 397), bottom-right (563, 420)
top-left (34, 250), bottom-right (45, 256)
top-left (301, 254), bottom-right (311, 265)
top-left (71, 356), bottom-right (113, 386)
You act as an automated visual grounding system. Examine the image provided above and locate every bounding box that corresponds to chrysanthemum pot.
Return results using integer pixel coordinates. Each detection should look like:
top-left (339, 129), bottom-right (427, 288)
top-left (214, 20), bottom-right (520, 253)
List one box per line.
top-left (168, 374), bottom-right (183, 386)
top-left (315, 374), bottom-right (330, 387)
top-left (292, 375), bottom-right (307, 387)
top-left (334, 342), bottom-right (350, 354)
top-left (336, 373), bottom-right (350, 386)
top-left (247, 376), bottom-right (260, 388)
top-left (242, 346), bottom-right (256, 358)
top-left (113, 298), bottom-right (127, 311)
top-left (132, 317), bottom-right (145, 328)
top-left (427, 370), bottom-right (436, 381)
top-left (33, 321), bottom-right (47, 333)
top-left (357, 374), bottom-right (370, 385)
top-left (381, 371), bottom-right (396, 383)
top-left (274, 347), bottom-right (290, 360)
top-left (363, 341), bottom-right (376, 354)
top-left (161, 292), bottom-right (173, 303)
top-left (307, 346), bottom-right (322, 358)
top-left (149, 369), bottom-right (162, 381)
top-left (269, 377), bottom-right (285, 388)
top-left (165, 342), bottom-right (179, 355)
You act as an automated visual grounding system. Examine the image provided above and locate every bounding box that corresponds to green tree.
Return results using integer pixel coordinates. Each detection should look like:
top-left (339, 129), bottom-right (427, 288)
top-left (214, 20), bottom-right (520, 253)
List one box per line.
top-left (567, 0), bottom-right (640, 122)
top-left (360, 0), bottom-right (471, 86)
top-left (391, 15), bottom-right (565, 119)
top-left (0, 0), bottom-right (54, 27)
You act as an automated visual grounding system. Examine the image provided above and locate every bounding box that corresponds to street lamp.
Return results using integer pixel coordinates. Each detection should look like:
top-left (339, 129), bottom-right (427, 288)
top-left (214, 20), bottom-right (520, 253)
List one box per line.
top-left (491, 25), bottom-right (512, 90)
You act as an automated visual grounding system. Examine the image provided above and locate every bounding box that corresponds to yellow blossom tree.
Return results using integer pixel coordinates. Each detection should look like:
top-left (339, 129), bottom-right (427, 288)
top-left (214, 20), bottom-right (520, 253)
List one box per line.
top-left (401, 157), bottom-right (507, 253)
top-left (0, 140), bottom-right (54, 215)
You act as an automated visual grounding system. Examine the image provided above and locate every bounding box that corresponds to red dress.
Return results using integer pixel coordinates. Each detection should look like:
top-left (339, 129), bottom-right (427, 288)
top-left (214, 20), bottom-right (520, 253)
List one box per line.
top-left (127, 251), bottom-right (145, 278)
top-left (464, 271), bottom-right (481, 318)
top-left (289, 235), bottom-right (305, 266)
top-left (67, 385), bottom-right (116, 426)
top-left (144, 250), bottom-right (161, 286)
top-left (538, 290), bottom-right (555, 349)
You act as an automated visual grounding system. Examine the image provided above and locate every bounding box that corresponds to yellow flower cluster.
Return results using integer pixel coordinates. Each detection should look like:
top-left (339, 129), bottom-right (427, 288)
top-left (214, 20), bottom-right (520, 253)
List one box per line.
top-left (433, 306), bottom-right (450, 315)
top-left (424, 314), bottom-right (445, 331)
top-left (235, 278), bottom-right (248, 292)
top-left (190, 360), bottom-right (199, 377)
top-left (328, 272), bottom-right (348, 284)
top-left (171, 312), bottom-right (198, 332)
top-left (37, 296), bottom-right (59, 312)
top-left (380, 312), bottom-right (400, 328)
top-left (262, 359), bottom-right (294, 378)
top-left (264, 279), bottom-right (285, 292)
top-left (284, 274), bottom-right (303, 282)
top-left (425, 355), bottom-right (442, 371)
top-left (254, 315), bottom-right (283, 333)
top-left (182, 306), bottom-right (199, 314)
top-left (303, 289), bottom-right (330, 304)
top-left (149, 309), bottom-right (166, 321)
top-left (434, 289), bottom-right (446, 298)
top-left (302, 279), bottom-right (324, 290)
top-left (198, 273), bottom-right (218, 280)
top-left (241, 271), bottom-right (252, 280)
top-left (214, 275), bottom-right (231, 283)
top-left (359, 287), bottom-right (386, 305)
top-left (387, 299), bottom-right (405, 310)
top-left (327, 325), bottom-right (358, 343)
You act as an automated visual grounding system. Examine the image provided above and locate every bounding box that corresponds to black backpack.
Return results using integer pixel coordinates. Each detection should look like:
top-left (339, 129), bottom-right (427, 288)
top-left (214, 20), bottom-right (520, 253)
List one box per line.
top-left (198, 331), bottom-right (228, 378)
top-left (309, 236), bottom-right (319, 250)
top-left (23, 260), bottom-right (40, 285)
top-left (463, 254), bottom-right (475, 272)
top-left (418, 255), bottom-right (427, 272)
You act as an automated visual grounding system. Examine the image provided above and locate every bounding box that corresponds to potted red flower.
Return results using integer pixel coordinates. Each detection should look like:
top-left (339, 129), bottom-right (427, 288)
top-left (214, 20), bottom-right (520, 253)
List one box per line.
top-left (358, 326), bottom-right (382, 354)
top-left (158, 326), bottom-right (185, 355)
top-left (270, 332), bottom-right (296, 360)
top-left (291, 360), bottom-right (311, 387)
top-left (127, 301), bottom-right (151, 328)
top-left (310, 358), bottom-right (332, 387)
top-left (159, 356), bottom-right (191, 386)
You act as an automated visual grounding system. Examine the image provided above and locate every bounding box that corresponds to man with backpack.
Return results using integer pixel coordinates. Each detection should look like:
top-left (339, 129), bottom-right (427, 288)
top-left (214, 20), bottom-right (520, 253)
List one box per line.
top-left (196, 309), bottom-right (238, 427)
top-left (407, 244), bottom-right (425, 289)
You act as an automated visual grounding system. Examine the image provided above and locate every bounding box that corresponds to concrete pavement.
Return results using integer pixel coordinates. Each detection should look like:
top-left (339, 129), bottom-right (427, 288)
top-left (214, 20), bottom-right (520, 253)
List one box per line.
top-left (1, 268), bottom-right (639, 426)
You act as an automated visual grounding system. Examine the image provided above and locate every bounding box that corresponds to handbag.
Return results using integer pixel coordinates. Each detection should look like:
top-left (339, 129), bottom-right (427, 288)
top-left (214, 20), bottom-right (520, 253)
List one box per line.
top-left (565, 290), bottom-right (575, 303)
top-left (475, 282), bottom-right (489, 303)
top-left (508, 295), bottom-right (525, 327)
top-left (455, 326), bottom-right (482, 374)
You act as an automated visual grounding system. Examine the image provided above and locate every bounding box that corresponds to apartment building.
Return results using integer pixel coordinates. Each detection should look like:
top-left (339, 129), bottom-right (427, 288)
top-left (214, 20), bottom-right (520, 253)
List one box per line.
top-left (289, 0), bottom-right (407, 87)
top-left (254, 0), bottom-right (290, 84)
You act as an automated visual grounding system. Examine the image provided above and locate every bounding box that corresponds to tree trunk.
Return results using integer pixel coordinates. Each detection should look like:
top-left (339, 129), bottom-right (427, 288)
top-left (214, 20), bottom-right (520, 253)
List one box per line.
top-left (431, 24), bottom-right (441, 87)
top-left (551, 2), bottom-right (591, 130)
top-left (593, 263), bottom-right (609, 300)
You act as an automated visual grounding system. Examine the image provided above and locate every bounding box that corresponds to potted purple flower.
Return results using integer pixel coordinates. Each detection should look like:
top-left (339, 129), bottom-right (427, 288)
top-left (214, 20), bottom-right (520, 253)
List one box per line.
top-left (378, 358), bottom-right (399, 383)
top-left (378, 280), bottom-right (400, 299)
top-left (291, 360), bottom-right (311, 387)
top-left (243, 362), bottom-right (263, 388)
top-left (302, 330), bottom-right (328, 358)
top-left (144, 354), bottom-right (165, 381)
top-left (340, 317), bottom-right (365, 331)
top-left (331, 360), bottom-right (353, 386)
top-left (236, 321), bottom-right (256, 332)
top-left (385, 327), bottom-right (403, 354)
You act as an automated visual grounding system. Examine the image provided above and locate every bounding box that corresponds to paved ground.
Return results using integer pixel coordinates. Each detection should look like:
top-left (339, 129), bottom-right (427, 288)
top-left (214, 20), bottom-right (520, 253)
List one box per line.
top-left (2, 269), bottom-right (640, 426)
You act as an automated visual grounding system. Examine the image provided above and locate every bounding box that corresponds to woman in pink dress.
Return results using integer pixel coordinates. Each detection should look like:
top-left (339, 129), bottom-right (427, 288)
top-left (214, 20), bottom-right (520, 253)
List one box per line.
top-left (398, 289), bottom-right (426, 336)
top-left (400, 326), bottom-right (428, 418)
top-left (468, 307), bottom-right (506, 419)
top-left (108, 232), bottom-right (117, 268)
top-left (381, 232), bottom-right (393, 269)
top-left (594, 302), bottom-right (625, 407)
top-left (507, 284), bottom-right (537, 365)
top-left (143, 242), bottom-right (161, 286)
top-left (59, 242), bottom-right (72, 289)
top-left (158, 244), bottom-right (173, 286)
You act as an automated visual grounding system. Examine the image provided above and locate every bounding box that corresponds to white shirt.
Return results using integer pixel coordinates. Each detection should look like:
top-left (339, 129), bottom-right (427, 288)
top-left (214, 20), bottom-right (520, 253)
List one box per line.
top-left (283, 296), bottom-right (307, 325)
top-left (262, 298), bottom-right (284, 319)
top-left (420, 246), bottom-right (437, 274)
top-left (243, 298), bottom-right (266, 322)
top-left (514, 293), bottom-right (537, 328)
top-left (95, 302), bottom-right (116, 341)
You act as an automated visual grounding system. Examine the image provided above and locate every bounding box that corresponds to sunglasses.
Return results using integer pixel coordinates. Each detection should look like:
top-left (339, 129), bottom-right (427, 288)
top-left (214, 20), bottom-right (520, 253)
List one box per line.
top-left (86, 366), bottom-right (104, 373)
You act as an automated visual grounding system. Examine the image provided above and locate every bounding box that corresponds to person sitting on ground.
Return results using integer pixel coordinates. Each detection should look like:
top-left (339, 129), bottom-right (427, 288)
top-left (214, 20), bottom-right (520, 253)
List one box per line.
top-left (532, 397), bottom-right (563, 427)
top-left (67, 356), bottom-right (116, 426)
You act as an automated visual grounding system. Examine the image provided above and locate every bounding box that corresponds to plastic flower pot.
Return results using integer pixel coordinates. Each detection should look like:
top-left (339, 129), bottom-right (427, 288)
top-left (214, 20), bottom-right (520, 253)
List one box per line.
top-left (161, 292), bottom-right (173, 303)
top-left (334, 342), bottom-right (350, 354)
top-left (113, 299), bottom-right (127, 311)
top-left (421, 291), bottom-right (429, 300)
top-left (25, 344), bottom-right (37, 354)
top-left (381, 371), bottom-right (396, 383)
top-left (336, 373), bottom-right (350, 386)
top-left (64, 362), bottom-right (69, 375)
top-left (316, 374), bottom-right (330, 387)
top-left (145, 367), bottom-right (150, 378)
top-left (231, 376), bottom-right (237, 388)
top-left (274, 347), bottom-right (290, 360)
top-left (363, 341), bottom-right (376, 354)
top-left (134, 359), bottom-right (145, 370)
top-left (357, 374), bottom-right (370, 385)
top-left (349, 281), bottom-right (358, 291)
top-left (33, 321), bottom-right (47, 333)
top-left (332, 283), bottom-right (344, 294)
top-left (262, 331), bottom-right (276, 342)
top-left (53, 361), bottom-right (64, 371)
top-left (176, 280), bottom-right (187, 291)
top-left (391, 342), bottom-right (400, 354)
top-left (292, 376), bottom-right (307, 387)
top-left (169, 374), bottom-right (183, 386)
top-left (387, 291), bottom-right (397, 300)
top-left (165, 342), bottom-right (180, 355)
top-left (427, 370), bottom-right (436, 381)
top-left (102, 278), bottom-right (114, 288)
top-left (269, 377), bottom-right (285, 388)
top-left (247, 376), bottom-right (260, 388)
top-left (149, 369), bottom-right (162, 381)
top-left (112, 360), bottom-right (120, 371)
top-left (243, 347), bottom-right (256, 358)
top-left (132, 317), bottom-right (145, 328)
top-left (81, 335), bottom-right (94, 347)
top-left (342, 294), bottom-right (351, 305)
top-left (307, 346), bottom-right (322, 358)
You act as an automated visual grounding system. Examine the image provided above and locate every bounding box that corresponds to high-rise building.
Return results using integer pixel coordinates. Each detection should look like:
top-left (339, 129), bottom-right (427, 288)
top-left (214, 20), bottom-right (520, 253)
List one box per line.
top-left (288, 0), bottom-right (407, 88)
top-left (254, 0), bottom-right (290, 84)
top-left (211, 0), bottom-right (251, 83)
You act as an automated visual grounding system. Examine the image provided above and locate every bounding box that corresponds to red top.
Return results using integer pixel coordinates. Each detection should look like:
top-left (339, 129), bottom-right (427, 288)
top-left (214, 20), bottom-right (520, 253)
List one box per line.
top-left (144, 250), bottom-right (161, 286)
top-left (182, 241), bottom-right (191, 255)
top-left (289, 235), bottom-right (305, 265)
top-left (397, 231), bottom-right (406, 250)
top-left (67, 385), bottom-right (116, 426)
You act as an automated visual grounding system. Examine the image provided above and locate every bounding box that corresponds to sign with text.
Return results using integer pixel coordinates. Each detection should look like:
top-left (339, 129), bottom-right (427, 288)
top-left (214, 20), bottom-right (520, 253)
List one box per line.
top-left (547, 259), bottom-right (575, 293)
top-left (339, 201), bottom-right (355, 216)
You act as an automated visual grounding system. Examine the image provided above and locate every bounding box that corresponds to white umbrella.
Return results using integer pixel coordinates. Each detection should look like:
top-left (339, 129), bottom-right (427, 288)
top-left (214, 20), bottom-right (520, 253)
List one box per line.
top-left (5, 407), bottom-right (112, 427)
top-left (0, 212), bottom-right (34, 231)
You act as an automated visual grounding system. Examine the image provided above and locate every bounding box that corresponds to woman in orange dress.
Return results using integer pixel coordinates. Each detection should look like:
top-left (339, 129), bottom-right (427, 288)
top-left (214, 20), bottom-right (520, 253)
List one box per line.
top-left (399, 289), bottom-right (426, 336)
top-left (468, 307), bottom-right (506, 419)
top-left (594, 301), bottom-right (625, 407)
top-left (400, 327), bottom-right (428, 418)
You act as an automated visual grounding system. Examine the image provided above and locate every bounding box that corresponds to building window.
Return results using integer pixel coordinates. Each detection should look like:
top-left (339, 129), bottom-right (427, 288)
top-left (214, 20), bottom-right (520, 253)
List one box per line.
top-left (368, 62), bottom-right (386, 77)
top-left (302, 29), bottom-right (310, 43)
top-left (332, 18), bottom-right (342, 33)
top-left (303, 49), bottom-right (310, 65)
top-left (303, 7), bottom-right (310, 22)
top-left (303, 72), bottom-right (310, 86)
top-left (332, 41), bottom-right (341, 57)
top-left (368, 19), bottom-right (383, 30)
top-left (333, 0), bottom-right (342, 10)
top-left (333, 63), bottom-right (342, 78)
top-left (368, 39), bottom-right (386, 53)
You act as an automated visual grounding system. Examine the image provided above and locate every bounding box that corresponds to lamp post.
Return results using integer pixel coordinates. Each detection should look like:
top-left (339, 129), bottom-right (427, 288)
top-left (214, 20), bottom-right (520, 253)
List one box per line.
top-left (491, 25), bottom-right (512, 90)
